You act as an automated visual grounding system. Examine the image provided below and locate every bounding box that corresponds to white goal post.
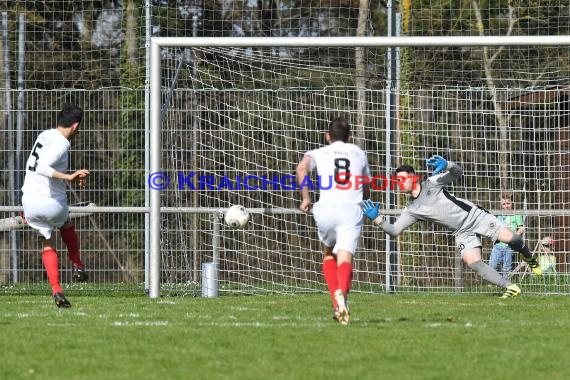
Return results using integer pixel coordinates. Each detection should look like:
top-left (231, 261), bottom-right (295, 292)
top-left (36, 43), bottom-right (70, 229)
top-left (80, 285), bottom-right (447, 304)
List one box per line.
top-left (149, 36), bottom-right (570, 298)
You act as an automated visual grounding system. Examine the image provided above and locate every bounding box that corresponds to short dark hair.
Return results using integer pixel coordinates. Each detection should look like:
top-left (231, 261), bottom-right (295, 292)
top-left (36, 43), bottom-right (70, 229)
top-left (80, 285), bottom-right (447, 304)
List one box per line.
top-left (395, 165), bottom-right (416, 175)
top-left (57, 103), bottom-right (83, 128)
top-left (327, 118), bottom-right (351, 142)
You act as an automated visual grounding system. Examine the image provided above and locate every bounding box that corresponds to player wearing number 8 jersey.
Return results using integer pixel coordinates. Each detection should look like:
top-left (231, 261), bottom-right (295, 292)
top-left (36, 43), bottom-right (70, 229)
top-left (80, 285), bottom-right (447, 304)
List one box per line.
top-left (21, 103), bottom-right (90, 308)
top-left (296, 118), bottom-right (370, 325)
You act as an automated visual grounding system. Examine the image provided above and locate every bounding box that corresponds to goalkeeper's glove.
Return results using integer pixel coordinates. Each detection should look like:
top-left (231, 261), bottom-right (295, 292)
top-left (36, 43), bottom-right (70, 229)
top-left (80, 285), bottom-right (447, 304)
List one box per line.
top-left (361, 199), bottom-right (384, 225)
top-left (426, 155), bottom-right (448, 176)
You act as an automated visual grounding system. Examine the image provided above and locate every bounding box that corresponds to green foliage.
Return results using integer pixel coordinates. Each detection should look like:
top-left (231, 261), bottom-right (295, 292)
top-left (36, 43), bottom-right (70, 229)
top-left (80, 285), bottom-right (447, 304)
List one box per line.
top-left (113, 1), bottom-right (146, 276)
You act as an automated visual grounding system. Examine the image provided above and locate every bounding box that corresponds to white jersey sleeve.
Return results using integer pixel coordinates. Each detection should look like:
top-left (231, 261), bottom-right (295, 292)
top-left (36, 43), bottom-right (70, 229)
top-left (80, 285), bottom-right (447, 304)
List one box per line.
top-left (305, 141), bottom-right (370, 204)
top-left (21, 129), bottom-right (70, 201)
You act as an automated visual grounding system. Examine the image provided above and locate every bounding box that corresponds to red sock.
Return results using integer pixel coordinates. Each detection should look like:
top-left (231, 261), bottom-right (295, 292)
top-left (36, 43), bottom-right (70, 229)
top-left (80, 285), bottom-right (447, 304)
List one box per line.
top-left (322, 258), bottom-right (339, 308)
top-left (42, 247), bottom-right (62, 295)
top-left (337, 262), bottom-right (353, 297)
top-left (60, 225), bottom-right (83, 268)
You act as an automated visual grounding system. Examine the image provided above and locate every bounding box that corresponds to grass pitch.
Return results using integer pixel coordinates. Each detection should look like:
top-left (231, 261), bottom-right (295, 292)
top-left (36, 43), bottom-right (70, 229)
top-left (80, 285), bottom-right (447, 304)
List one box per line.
top-left (1, 292), bottom-right (569, 380)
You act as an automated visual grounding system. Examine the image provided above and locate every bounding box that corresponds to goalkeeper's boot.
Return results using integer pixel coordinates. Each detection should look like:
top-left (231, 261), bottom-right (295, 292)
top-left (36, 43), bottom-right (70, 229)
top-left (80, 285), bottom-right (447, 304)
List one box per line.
top-left (523, 256), bottom-right (543, 276)
top-left (333, 289), bottom-right (350, 325)
top-left (53, 292), bottom-right (71, 308)
top-left (500, 284), bottom-right (521, 299)
top-left (72, 266), bottom-right (89, 282)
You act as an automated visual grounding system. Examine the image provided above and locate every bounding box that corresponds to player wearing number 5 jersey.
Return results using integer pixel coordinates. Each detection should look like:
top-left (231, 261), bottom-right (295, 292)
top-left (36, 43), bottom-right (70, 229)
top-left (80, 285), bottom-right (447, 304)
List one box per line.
top-left (296, 118), bottom-right (370, 325)
top-left (21, 103), bottom-right (90, 308)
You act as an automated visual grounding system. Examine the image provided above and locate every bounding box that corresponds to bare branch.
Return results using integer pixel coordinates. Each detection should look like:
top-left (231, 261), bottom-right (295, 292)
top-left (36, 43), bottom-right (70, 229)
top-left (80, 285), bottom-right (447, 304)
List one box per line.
top-left (489, 4), bottom-right (518, 62)
top-left (472, 0), bottom-right (510, 190)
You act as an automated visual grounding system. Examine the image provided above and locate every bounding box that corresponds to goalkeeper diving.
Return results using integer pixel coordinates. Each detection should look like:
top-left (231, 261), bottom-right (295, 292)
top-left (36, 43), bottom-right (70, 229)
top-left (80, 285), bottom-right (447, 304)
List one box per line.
top-left (361, 155), bottom-right (542, 298)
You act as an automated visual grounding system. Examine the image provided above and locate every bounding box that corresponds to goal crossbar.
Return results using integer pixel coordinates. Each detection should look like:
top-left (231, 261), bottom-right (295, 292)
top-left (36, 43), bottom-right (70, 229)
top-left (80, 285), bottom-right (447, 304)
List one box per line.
top-left (150, 36), bottom-right (570, 48)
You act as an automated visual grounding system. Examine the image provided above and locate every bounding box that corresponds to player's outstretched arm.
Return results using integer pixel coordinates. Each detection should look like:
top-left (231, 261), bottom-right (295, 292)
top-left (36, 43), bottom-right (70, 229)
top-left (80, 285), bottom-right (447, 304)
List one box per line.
top-left (52, 169), bottom-right (90, 183)
top-left (436, 161), bottom-right (462, 185)
top-left (426, 155), bottom-right (448, 175)
top-left (380, 211), bottom-right (418, 237)
top-left (426, 155), bottom-right (463, 185)
top-left (362, 200), bottom-right (418, 236)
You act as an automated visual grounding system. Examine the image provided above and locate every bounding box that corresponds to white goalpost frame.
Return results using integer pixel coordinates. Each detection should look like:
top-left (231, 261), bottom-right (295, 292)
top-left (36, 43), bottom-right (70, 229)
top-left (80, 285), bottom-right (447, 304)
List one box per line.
top-left (148, 35), bottom-right (570, 298)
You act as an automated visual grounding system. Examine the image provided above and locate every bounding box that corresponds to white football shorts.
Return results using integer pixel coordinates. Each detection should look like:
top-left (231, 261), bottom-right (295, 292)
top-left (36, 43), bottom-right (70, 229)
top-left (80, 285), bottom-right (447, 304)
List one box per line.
top-left (22, 194), bottom-right (69, 239)
top-left (312, 202), bottom-right (363, 255)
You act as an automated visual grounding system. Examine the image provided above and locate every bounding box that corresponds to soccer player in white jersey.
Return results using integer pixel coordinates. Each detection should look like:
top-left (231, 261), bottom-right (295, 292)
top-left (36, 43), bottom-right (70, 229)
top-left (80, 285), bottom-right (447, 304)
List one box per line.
top-left (361, 155), bottom-right (542, 298)
top-left (21, 103), bottom-right (90, 308)
top-left (296, 118), bottom-right (370, 324)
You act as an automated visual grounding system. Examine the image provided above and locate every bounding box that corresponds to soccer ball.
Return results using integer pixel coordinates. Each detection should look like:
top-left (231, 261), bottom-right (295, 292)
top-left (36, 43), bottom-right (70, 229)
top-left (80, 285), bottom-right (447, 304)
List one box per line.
top-left (224, 205), bottom-right (250, 229)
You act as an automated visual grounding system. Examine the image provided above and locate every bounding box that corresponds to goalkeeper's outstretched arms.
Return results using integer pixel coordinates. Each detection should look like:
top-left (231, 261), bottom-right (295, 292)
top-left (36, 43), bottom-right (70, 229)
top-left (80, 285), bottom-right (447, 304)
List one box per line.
top-left (426, 155), bottom-right (463, 186)
top-left (361, 199), bottom-right (418, 237)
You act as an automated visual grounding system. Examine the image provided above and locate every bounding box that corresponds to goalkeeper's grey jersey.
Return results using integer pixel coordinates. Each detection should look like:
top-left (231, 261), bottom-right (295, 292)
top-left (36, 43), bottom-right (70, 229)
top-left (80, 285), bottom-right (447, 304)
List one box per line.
top-left (380, 162), bottom-right (481, 237)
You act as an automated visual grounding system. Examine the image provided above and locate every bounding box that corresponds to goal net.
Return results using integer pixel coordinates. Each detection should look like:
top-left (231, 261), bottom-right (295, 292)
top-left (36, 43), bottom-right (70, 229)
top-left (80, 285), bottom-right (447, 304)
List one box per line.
top-left (151, 37), bottom-right (570, 297)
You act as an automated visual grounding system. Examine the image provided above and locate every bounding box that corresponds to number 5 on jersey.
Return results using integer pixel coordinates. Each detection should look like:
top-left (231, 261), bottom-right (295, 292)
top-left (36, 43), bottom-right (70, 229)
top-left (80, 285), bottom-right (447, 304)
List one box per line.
top-left (27, 142), bottom-right (43, 172)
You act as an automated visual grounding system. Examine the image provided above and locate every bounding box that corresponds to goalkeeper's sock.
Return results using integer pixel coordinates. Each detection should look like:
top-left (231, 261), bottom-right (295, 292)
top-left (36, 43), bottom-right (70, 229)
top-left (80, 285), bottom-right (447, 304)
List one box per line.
top-left (508, 234), bottom-right (534, 261)
top-left (468, 259), bottom-right (509, 288)
top-left (42, 247), bottom-right (63, 295)
top-left (60, 225), bottom-right (84, 269)
top-left (322, 258), bottom-right (339, 308)
top-left (337, 262), bottom-right (353, 297)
